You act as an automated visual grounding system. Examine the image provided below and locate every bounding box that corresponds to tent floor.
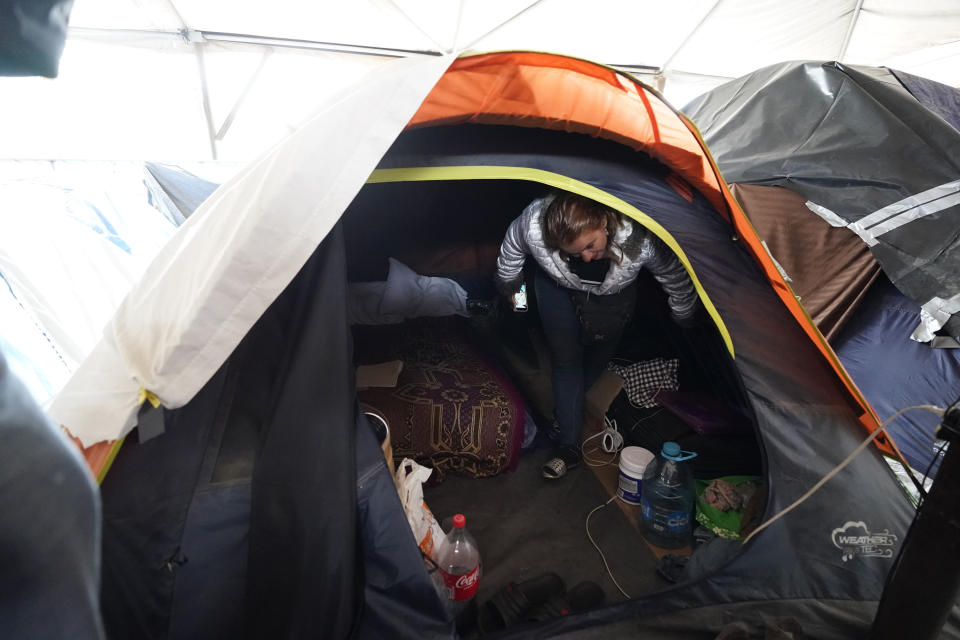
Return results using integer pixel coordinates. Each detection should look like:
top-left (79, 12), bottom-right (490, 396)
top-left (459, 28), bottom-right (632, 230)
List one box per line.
top-left (424, 443), bottom-right (673, 635)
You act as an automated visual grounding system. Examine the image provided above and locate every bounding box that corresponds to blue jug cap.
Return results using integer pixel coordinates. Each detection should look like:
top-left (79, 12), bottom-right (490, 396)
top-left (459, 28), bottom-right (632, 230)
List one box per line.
top-left (662, 441), bottom-right (697, 461)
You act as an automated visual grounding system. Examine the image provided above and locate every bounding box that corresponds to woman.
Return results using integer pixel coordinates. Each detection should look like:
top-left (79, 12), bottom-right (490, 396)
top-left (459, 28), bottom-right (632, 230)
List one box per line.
top-left (495, 192), bottom-right (698, 479)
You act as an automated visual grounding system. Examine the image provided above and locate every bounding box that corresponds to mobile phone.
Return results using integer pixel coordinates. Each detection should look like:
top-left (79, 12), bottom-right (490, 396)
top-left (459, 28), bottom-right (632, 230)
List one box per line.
top-left (512, 284), bottom-right (528, 312)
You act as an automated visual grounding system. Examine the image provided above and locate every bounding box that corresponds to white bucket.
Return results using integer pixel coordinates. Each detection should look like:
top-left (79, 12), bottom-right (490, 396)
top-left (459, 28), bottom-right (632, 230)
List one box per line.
top-left (617, 446), bottom-right (655, 504)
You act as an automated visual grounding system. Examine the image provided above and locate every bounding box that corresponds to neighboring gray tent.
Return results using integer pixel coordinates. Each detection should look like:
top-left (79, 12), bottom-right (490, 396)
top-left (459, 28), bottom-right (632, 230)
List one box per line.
top-left (684, 60), bottom-right (960, 344)
top-left (683, 61), bottom-right (960, 478)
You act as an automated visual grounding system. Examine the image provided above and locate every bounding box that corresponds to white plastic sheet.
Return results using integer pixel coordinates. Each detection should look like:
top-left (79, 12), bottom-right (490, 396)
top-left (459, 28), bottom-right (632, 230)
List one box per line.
top-left (0, 161), bottom-right (177, 403)
top-left (49, 54), bottom-right (455, 446)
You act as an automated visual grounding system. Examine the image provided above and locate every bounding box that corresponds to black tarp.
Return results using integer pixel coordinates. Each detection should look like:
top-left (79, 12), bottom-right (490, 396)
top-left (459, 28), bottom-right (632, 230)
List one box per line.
top-left (245, 223), bottom-right (360, 637)
top-left (683, 61), bottom-right (960, 342)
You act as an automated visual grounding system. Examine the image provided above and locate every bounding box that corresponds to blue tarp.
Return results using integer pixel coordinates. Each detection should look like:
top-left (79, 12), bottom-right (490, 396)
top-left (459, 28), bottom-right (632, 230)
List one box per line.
top-left (834, 276), bottom-right (959, 479)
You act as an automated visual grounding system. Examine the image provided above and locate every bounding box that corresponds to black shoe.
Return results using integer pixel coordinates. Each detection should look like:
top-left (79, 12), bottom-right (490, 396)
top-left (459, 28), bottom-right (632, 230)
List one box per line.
top-left (478, 572), bottom-right (566, 633)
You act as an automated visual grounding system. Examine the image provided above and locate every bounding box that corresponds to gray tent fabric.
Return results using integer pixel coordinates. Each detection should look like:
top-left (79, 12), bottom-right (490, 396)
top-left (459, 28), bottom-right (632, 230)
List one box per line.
top-left (684, 61), bottom-right (960, 342)
top-left (0, 0), bottom-right (73, 77)
top-left (893, 68), bottom-right (960, 134)
top-left (0, 350), bottom-right (104, 639)
top-left (144, 163), bottom-right (221, 226)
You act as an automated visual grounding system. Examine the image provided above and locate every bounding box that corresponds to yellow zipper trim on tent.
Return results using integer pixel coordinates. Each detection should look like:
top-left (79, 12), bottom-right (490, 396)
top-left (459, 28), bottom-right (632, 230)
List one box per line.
top-left (96, 436), bottom-right (126, 485)
top-left (368, 166), bottom-right (735, 358)
top-left (92, 387), bottom-right (157, 484)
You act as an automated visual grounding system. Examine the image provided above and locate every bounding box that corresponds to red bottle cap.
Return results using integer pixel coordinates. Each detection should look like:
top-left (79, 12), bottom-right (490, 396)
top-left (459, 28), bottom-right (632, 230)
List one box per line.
top-left (453, 514), bottom-right (466, 528)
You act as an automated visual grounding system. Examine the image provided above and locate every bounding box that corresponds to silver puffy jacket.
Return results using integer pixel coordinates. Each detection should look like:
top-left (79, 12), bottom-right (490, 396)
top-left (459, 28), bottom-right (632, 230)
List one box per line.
top-left (495, 195), bottom-right (698, 321)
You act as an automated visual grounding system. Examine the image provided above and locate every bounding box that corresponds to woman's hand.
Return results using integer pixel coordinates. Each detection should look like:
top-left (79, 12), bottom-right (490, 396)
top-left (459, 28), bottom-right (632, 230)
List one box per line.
top-left (495, 277), bottom-right (527, 312)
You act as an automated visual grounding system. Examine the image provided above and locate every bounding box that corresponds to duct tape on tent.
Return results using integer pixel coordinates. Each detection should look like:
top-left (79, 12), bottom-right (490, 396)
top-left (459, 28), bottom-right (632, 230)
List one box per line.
top-left (806, 179), bottom-right (960, 342)
top-left (806, 180), bottom-right (960, 247)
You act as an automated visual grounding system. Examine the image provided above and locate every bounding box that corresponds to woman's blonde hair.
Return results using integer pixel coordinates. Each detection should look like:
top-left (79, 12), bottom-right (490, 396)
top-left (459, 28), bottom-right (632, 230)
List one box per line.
top-left (542, 192), bottom-right (624, 263)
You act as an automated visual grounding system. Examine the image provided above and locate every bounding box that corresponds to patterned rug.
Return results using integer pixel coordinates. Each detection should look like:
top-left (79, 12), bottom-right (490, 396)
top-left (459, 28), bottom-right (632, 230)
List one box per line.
top-left (354, 318), bottom-right (525, 482)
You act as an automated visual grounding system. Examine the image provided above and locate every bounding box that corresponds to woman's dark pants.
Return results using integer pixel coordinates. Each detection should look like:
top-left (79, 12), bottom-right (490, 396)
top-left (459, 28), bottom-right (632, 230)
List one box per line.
top-left (534, 268), bottom-right (620, 449)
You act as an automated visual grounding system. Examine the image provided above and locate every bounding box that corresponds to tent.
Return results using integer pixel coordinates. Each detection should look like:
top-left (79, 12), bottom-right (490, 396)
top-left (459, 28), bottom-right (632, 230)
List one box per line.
top-left (45, 51), bottom-right (936, 638)
top-left (683, 61), bottom-right (960, 478)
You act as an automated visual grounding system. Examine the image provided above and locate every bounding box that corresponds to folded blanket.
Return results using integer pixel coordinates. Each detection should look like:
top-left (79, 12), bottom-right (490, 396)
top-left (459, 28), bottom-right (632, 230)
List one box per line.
top-left (348, 257), bottom-right (468, 325)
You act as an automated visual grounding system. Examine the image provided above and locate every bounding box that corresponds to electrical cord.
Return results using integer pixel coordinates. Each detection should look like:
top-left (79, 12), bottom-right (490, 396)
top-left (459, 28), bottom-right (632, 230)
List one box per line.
top-left (581, 409), bottom-right (666, 596)
top-left (581, 416), bottom-right (624, 467)
top-left (581, 409), bottom-right (663, 465)
top-left (584, 403), bottom-right (950, 598)
top-left (629, 407), bottom-right (665, 430)
top-left (585, 495), bottom-right (632, 599)
top-left (888, 418), bottom-right (941, 460)
top-left (742, 404), bottom-right (946, 546)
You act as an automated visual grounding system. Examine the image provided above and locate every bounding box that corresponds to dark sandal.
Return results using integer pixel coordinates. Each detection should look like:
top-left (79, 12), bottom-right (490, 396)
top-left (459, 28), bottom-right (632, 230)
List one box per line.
top-left (542, 446), bottom-right (581, 479)
top-left (542, 457), bottom-right (568, 479)
top-left (478, 572), bottom-right (565, 633)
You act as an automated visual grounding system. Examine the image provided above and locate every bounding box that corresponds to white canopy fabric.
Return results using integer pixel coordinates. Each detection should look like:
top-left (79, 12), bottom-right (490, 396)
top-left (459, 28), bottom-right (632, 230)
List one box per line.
top-left (47, 54), bottom-right (454, 447)
top-left (13, 0), bottom-right (960, 444)
top-left (2, 0), bottom-right (959, 162)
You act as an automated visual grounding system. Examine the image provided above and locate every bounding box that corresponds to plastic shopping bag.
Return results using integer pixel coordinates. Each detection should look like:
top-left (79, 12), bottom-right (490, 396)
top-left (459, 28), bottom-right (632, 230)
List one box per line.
top-left (395, 458), bottom-right (446, 560)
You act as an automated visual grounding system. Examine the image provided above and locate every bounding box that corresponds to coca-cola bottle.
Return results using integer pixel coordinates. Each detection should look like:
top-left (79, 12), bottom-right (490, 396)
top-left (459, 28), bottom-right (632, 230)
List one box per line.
top-left (433, 513), bottom-right (482, 622)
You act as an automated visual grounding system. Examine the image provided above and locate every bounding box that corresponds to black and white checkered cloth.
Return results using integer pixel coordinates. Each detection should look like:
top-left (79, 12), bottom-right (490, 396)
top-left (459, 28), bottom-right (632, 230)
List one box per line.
top-left (607, 358), bottom-right (679, 408)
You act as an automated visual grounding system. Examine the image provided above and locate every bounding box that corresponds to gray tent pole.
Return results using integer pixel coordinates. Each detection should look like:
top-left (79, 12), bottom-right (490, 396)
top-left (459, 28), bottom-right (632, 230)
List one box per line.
top-left (837, 0), bottom-right (865, 61)
top-left (215, 48), bottom-right (272, 143)
top-left (193, 41), bottom-right (218, 160)
top-left (660, 0), bottom-right (724, 74)
top-left (870, 400), bottom-right (960, 639)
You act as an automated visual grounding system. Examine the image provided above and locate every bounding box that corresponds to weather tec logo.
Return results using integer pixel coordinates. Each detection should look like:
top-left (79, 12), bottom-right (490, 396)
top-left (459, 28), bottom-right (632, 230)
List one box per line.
top-left (831, 521), bottom-right (898, 562)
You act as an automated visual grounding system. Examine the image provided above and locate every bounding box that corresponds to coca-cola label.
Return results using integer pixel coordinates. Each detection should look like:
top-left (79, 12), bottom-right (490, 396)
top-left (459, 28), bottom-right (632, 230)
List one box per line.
top-left (438, 565), bottom-right (480, 601)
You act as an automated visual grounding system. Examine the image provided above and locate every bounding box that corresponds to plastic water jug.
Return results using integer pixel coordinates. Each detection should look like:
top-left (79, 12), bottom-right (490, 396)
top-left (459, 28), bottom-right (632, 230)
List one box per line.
top-left (640, 442), bottom-right (697, 549)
